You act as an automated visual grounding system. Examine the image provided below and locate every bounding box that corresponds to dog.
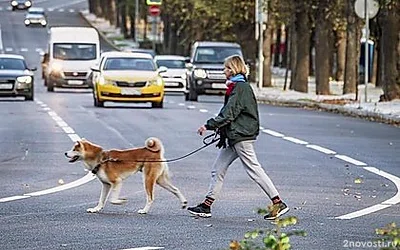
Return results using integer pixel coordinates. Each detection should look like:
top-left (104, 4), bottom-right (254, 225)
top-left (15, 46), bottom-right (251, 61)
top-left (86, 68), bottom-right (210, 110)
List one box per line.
top-left (65, 137), bottom-right (187, 214)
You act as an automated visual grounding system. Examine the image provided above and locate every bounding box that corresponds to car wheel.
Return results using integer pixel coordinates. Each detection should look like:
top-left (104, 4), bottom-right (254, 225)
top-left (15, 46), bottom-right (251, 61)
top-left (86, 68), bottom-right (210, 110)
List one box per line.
top-left (25, 91), bottom-right (34, 101)
top-left (93, 87), bottom-right (104, 107)
top-left (12, 7), bottom-right (15, 11)
top-left (151, 99), bottom-right (164, 108)
top-left (184, 92), bottom-right (189, 101)
top-left (188, 88), bottom-right (198, 102)
top-left (47, 80), bottom-right (54, 92)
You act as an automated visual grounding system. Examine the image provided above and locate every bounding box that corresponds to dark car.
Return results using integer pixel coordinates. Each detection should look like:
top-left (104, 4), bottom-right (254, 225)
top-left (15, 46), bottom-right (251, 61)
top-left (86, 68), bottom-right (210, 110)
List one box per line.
top-left (185, 41), bottom-right (243, 101)
top-left (0, 54), bottom-right (36, 101)
top-left (10, 0), bottom-right (32, 11)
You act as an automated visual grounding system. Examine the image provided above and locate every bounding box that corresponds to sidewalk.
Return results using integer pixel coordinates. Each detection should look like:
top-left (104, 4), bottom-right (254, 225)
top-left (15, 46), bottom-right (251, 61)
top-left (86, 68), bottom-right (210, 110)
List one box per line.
top-left (80, 11), bottom-right (400, 126)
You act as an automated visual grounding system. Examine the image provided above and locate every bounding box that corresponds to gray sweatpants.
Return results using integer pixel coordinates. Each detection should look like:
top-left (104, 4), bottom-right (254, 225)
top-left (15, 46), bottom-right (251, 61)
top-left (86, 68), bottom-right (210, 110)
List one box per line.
top-left (206, 140), bottom-right (279, 200)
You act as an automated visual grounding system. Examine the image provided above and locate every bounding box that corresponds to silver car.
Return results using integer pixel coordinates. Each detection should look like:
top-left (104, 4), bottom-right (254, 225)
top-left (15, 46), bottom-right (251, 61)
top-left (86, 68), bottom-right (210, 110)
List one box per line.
top-left (154, 55), bottom-right (187, 93)
top-left (24, 7), bottom-right (47, 27)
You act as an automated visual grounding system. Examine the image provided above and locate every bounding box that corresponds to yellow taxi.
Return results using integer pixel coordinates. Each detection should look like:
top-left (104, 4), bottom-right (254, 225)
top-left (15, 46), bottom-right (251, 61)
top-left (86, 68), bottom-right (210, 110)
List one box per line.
top-left (90, 51), bottom-right (166, 108)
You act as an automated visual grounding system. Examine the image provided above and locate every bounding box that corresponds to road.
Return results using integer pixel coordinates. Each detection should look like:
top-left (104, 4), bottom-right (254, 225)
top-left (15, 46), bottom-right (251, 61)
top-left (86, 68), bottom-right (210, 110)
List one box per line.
top-left (0, 1), bottom-right (399, 249)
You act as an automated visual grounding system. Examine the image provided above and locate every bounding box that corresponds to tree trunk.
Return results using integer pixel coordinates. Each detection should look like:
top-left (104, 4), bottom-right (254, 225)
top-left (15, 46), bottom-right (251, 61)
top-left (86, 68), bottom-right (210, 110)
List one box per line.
top-left (109, 0), bottom-right (117, 26)
top-left (315, 0), bottom-right (331, 95)
top-left (335, 29), bottom-right (346, 81)
top-left (273, 26), bottom-right (282, 67)
top-left (120, 0), bottom-right (128, 38)
top-left (343, 0), bottom-right (360, 94)
top-left (88, 0), bottom-right (95, 14)
top-left (380, 1), bottom-right (400, 101)
top-left (262, 21), bottom-right (274, 87)
top-left (289, 16), bottom-right (297, 90)
top-left (292, 2), bottom-right (310, 93)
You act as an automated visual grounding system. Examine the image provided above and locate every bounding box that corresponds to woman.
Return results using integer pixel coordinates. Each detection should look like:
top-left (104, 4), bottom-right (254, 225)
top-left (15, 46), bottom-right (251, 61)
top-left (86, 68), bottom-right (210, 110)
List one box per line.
top-left (187, 55), bottom-right (289, 220)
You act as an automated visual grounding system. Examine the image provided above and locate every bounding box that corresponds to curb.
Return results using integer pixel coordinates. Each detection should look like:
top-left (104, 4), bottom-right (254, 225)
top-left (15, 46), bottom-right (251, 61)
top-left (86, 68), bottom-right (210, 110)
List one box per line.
top-left (78, 11), bottom-right (121, 51)
top-left (257, 98), bottom-right (400, 126)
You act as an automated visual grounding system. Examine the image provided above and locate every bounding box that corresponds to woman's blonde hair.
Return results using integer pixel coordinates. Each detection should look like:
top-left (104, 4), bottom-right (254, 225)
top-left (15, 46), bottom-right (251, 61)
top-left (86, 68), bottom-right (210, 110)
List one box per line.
top-left (224, 55), bottom-right (249, 77)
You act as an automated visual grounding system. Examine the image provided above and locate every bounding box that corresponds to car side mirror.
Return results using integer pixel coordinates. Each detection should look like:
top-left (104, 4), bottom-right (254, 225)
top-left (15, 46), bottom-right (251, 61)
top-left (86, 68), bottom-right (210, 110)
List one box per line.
top-left (158, 66), bottom-right (168, 73)
top-left (29, 67), bottom-right (37, 71)
top-left (184, 57), bottom-right (191, 63)
top-left (186, 63), bottom-right (193, 70)
top-left (90, 65), bottom-right (100, 72)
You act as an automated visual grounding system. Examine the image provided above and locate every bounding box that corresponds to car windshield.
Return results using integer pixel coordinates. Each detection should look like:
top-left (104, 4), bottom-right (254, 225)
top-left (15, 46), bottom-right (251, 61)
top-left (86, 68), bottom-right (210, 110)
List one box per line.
top-left (29, 11), bottom-right (44, 15)
top-left (194, 47), bottom-right (242, 64)
top-left (53, 43), bottom-right (96, 60)
top-left (0, 58), bottom-right (26, 70)
top-left (103, 58), bottom-right (156, 71)
top-left (156, 59), bottom-right (185, 69)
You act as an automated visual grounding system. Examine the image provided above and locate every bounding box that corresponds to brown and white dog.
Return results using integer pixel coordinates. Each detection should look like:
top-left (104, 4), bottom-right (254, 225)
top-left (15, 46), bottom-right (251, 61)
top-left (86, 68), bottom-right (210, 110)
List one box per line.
top-left (65, 137), bottom-right (187, 214)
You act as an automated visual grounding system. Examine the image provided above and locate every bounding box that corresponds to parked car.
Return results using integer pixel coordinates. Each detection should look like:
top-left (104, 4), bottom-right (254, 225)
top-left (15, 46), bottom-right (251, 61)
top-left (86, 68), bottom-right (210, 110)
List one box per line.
top-left (0, 54), bottom-right (36, 101)
top-left (24, 7), bottom-right (47, 27)
top-left (185, 41), bottom-right (244, 101)
top-left (90, 51), bottom-right (166, 108)
top-left (154, 55), bottom-right (187, 93)
top-left (10, 0), bottom-right (32, 11)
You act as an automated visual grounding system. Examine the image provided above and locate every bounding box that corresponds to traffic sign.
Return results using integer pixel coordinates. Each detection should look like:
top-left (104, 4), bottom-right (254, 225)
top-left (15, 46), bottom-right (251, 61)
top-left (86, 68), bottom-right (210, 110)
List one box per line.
top-left (149, 5), bottom-right (161, 16)
top-left (146, 0), bottom-right (162, 6)
top-left (354, 0), bottom-right (379, 19)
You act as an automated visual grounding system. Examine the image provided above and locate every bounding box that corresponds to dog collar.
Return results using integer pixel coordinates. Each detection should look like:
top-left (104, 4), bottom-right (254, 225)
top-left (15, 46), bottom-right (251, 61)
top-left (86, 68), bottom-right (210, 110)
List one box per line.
top-left (92, 165), bottom-right (100, 174)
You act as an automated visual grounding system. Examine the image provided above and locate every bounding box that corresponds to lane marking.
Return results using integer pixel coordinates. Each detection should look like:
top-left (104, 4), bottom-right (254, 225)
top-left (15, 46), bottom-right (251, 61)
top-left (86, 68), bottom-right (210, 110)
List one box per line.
top-left (306, 145), bottom-right (336, 155)
top-left (335, 166), bottom-right (400, 219)
top-left (283, 136), bottom-right (308, 145)
top-left (0, 99), bottom-right (94, 203)
top-left (121, 247), bottom-right (164, 250)
top-left (262, 129), bottom-right (284, 137)
top-left (0, 24), bottom-right (3, 53)
top-left (199, 109), bottom-right (208, 113)
top-left (335, 155), bottom-right (367, 166)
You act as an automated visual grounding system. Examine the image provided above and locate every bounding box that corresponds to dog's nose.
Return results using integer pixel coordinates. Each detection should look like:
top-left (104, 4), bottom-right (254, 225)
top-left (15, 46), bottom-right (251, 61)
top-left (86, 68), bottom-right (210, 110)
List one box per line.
top-left (64, 152), bottom-right (68, 156)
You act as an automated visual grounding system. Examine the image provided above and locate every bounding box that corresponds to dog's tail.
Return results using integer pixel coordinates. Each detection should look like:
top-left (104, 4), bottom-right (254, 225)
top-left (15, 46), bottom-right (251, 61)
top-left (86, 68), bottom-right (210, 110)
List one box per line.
top-left (145, 137), bottom-right (164, 154)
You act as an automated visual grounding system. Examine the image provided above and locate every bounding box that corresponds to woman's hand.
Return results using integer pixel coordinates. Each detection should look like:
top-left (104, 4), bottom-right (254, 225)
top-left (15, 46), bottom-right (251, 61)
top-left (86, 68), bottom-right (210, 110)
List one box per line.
top-left (197, 125), bottom-right (207, 136)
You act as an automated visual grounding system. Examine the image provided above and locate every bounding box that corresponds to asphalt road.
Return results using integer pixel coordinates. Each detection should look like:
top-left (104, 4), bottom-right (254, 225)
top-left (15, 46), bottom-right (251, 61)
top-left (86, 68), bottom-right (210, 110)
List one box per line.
top-left (0, 1), bottom-right (399, 250)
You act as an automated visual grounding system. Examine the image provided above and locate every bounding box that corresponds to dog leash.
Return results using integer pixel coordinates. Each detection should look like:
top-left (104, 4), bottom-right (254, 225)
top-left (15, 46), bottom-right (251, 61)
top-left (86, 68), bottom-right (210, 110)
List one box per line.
top-left (91, 132), bottom-right (220, 173)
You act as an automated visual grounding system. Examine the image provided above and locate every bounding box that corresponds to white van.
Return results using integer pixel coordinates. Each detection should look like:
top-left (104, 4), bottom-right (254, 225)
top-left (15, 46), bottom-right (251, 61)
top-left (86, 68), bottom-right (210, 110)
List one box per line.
top-left (45, 27), bottom-right (100, 91)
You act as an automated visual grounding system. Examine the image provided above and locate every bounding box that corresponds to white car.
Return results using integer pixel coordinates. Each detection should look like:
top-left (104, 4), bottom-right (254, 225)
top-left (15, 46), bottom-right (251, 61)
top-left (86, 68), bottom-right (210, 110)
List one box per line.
top-left (24, 7), bottom-right (47, 27)
top-left (154, 55), bottom-right (187, 93)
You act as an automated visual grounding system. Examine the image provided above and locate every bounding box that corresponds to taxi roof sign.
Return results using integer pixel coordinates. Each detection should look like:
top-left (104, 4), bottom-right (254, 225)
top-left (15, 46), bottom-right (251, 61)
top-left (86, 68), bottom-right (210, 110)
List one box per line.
top-left (146, 0), bottom-right (162, 5)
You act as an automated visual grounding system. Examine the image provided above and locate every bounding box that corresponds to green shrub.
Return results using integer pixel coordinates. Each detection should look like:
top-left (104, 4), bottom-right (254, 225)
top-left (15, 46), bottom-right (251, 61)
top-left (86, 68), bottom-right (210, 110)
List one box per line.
top-left (228, 207), bottom-right (306, 250)
top-left (376, 223), bottom-right (400, 250)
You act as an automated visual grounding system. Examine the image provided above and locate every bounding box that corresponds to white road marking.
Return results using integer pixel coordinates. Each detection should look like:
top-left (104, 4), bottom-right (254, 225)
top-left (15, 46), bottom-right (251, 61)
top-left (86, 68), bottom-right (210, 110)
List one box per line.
top-left (69, 9), bottom-right (75, 12)
top-left (262, 129), bottom-right (284, 137)
top-left (199, 109), bottom-right (208, 113)
top-left (306, 145), bottom-right (336, 154)
top-left (58, 8), bottom-right (64, 12)
top-left (335, 166), bottom-right (400, 219)
top-left (178, 103), bottom-right (185, 106)
top-left (0, 24), bottom-right (3, 53)
top-left (5, 47), bottom-right (13, 52)
top-left (0, 99), bottom-right (93, 203)
top-left (48, 8), bottom-right (54, 11)
top-left (335, 155), bottom-right (367, 166)
top-left (20, 48), bottom-right (28, 52)
top-left (283, 136), bottom-right (308, 145)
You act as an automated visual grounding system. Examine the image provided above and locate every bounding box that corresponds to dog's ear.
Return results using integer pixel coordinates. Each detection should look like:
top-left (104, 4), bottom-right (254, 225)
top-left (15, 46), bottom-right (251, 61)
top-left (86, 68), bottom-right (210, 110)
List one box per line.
top-left (145, 137), bottom-right (161, 152)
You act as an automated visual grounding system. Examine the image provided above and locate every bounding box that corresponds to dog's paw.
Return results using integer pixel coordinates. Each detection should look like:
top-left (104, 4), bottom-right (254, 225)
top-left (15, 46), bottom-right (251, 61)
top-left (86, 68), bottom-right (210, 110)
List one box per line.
top-left (110, 198), bottom-right (127, 205)
top-left (137, 209), bottom-right (148, 214)
top-left (87, 207), bottom-right (102, 213)
top-left (181, 201), bottom-right (188, 209)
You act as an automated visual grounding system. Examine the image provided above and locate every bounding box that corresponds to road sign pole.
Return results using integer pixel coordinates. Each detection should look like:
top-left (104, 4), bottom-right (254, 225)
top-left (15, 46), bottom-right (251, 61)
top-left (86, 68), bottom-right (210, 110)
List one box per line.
top-left (364, 0), bottom-right (369, 103)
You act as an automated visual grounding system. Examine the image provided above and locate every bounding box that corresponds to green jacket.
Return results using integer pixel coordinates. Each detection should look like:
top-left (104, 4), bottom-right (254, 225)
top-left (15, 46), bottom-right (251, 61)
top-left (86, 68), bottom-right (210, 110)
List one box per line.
top-left (205, 81), bottom-right (260, 146)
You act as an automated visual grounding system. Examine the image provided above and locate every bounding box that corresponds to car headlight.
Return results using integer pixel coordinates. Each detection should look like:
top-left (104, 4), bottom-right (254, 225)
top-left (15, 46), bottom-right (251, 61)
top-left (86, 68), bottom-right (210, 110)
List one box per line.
top-left (181, 73), bottom-right (187, 80)
top-left (17, 76), bottom-right (32, 84)
top-left (40, 20), bottom-right (47, 25)
top-left (24, 19), bottom-right (30, 25)
top-left (98, 76), bottom-right (115, 86)
top-left (25, 1), bottom-right (32, 7)
top-left (11, 1), bottom-right (17, 6)
top-left (194, 69), bottom-right (207, 79)
top-left (148, 77), bottom-right (163, 86)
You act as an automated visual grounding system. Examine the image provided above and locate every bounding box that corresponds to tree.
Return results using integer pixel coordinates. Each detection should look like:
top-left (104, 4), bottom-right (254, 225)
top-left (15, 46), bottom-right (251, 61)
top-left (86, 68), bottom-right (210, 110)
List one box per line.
top-left (379, 0), bottom-right (400, 101)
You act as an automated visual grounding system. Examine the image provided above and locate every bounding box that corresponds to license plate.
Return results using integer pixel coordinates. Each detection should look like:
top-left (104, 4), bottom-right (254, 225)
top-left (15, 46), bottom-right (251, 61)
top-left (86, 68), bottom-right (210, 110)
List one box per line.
top-left (165, 82), bottom-right (180, 87)
top-left (121, 88), bottom-right (141, 95)
top-left (211, 83), bottom-right (227, 89)
top-left (68, 80), bottom-right (84, 85)
top-left (0, 84), bottom-right (13, 89)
